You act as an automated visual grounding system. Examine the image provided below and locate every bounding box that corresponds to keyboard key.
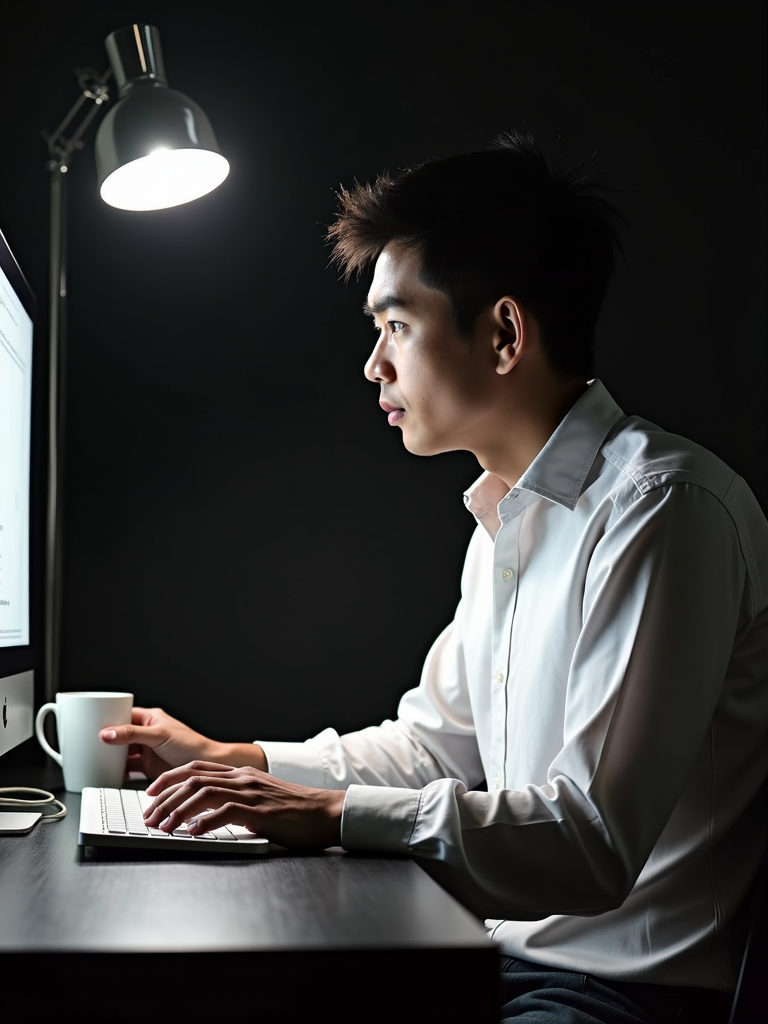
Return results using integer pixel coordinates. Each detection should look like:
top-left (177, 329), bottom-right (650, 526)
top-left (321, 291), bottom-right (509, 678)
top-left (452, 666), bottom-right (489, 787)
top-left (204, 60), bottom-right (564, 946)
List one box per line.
top-left (211, 827), bottom-right (238, 841)
top-left (227, 825), bottom-right (259, 839)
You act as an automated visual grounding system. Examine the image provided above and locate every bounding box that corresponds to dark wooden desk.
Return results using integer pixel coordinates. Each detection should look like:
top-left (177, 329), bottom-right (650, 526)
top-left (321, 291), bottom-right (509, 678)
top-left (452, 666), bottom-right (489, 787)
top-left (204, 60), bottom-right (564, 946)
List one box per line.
top-left (0, 764), bottom-right (499, 1023)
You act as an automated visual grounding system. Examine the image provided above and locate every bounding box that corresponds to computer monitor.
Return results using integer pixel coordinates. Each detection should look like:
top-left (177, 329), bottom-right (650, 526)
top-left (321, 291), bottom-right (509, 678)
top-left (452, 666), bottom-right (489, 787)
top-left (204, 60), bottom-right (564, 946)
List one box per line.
top-left (0, 227), bottom-right (39, 762)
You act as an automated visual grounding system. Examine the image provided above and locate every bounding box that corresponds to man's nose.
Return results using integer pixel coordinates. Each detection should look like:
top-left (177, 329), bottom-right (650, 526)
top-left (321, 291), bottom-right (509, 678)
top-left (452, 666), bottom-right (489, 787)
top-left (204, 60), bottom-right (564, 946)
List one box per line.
top-left (364, 337), bottom-right (395, 383)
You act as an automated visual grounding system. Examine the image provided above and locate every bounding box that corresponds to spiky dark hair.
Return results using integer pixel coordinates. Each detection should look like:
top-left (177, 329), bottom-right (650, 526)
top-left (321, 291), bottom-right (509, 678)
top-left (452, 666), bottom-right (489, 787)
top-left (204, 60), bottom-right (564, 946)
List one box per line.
top-left (326, 130), bottom-right (624, 379)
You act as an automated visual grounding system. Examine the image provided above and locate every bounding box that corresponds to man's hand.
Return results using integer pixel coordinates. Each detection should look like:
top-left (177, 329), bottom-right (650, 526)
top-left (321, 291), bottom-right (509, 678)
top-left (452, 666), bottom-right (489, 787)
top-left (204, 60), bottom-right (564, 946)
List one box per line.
top-left (142, 761), bottom-right (345, 849)
top-left (100, 707), bottom-right (267, 781)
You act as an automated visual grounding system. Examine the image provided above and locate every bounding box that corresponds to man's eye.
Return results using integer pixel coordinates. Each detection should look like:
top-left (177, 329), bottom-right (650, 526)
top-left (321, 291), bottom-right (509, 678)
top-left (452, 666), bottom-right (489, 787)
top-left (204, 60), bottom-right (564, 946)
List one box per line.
top-left (372, 320), bottom-right (405, 335)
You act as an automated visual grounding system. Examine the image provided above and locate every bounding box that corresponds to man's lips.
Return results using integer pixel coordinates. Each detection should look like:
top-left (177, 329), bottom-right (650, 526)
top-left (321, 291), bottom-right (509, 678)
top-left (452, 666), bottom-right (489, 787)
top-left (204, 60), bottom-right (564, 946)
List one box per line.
top-left (379, 400), bottom-right (405, 426)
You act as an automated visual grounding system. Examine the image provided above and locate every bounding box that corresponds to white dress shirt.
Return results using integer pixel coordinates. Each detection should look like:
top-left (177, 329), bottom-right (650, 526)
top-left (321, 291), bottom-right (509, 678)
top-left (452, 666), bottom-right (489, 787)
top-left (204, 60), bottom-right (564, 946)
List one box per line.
top-left (260, 380), bottom-right (768, 991)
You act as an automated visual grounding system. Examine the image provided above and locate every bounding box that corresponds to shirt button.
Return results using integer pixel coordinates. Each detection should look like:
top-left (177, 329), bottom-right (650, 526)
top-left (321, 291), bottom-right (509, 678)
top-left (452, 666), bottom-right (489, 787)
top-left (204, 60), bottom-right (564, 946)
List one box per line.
top-left (493, 776), bottom-right (501, 789)
top-left (494, 672), bottom-right (504, 683)
top-left (501, 568), bottom-right (514, 581)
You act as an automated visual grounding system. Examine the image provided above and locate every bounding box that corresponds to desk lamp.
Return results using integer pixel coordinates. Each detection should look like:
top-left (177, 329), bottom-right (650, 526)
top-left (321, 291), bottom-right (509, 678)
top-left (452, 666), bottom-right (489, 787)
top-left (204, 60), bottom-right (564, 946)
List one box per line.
top-left (42, 24), bottom-right (230, 702)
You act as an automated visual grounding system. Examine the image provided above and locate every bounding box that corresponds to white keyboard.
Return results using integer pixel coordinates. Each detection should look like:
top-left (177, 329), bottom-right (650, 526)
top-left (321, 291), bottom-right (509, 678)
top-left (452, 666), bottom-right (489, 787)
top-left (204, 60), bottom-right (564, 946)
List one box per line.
top-left (78, 787), bottom-right (269, 856)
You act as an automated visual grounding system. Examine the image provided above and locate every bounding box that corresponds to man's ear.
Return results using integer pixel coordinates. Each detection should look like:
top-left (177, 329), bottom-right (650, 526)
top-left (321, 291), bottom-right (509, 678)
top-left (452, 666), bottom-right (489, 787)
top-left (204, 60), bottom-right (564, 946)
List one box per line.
top-left (493, 297), bottom-right (525, 375)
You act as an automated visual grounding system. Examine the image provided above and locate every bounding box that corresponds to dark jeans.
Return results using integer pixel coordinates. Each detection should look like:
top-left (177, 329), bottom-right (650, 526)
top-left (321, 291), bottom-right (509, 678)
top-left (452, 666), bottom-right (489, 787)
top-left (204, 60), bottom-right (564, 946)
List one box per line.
top-left (499, 957), bottom-right (733, 1023)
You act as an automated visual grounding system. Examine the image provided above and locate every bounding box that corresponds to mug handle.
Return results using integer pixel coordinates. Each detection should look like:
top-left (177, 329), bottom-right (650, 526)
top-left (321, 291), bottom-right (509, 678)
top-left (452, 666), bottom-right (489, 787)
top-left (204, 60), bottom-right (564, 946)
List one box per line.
top-left (35, 703), bottom-right (63, 765)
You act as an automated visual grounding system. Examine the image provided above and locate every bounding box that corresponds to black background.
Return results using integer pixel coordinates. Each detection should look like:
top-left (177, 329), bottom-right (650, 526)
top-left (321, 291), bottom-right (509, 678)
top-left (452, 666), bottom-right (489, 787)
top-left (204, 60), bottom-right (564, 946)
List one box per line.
top-left (1, 0), bottom-right (765, 745)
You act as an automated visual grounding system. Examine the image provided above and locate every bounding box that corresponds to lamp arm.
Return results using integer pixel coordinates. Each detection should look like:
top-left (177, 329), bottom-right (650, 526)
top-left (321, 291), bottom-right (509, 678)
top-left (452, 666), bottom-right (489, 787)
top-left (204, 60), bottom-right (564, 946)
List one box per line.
top-left (43, 67), bottom-right (112, 171)
top-left (42, 65), bottom-right (112, 704)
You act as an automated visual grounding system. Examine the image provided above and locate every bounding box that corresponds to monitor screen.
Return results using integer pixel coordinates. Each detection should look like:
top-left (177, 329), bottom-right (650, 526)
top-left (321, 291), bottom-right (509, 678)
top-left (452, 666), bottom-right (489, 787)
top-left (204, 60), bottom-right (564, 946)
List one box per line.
top-left (0, 237), bottom-right (33, 648)
top-left (0, 227), bottom-right (38, 758)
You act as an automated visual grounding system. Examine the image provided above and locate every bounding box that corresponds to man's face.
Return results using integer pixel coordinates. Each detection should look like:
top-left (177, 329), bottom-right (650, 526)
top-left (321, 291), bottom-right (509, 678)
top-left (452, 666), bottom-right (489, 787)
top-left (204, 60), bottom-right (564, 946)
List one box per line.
top-left (363, 244), bottom-right (498, 457)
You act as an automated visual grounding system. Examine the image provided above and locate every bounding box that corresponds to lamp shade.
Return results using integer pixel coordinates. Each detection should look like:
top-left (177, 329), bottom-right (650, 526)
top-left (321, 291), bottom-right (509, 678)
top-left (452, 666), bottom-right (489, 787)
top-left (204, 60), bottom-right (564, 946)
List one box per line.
top-left (95, 24), bottom-right (229, 211)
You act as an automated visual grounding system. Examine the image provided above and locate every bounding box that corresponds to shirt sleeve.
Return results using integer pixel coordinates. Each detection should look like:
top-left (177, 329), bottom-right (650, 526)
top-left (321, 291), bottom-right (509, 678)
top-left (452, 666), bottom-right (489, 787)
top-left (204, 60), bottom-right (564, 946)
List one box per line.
top-left (341, 482), bottom-right (754, 920)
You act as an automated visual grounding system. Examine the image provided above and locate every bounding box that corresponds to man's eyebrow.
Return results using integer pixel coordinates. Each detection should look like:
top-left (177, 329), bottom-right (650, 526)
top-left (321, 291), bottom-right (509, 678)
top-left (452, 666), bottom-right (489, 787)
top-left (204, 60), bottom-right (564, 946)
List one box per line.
top-left (362, 295), bottom-right (413, 317)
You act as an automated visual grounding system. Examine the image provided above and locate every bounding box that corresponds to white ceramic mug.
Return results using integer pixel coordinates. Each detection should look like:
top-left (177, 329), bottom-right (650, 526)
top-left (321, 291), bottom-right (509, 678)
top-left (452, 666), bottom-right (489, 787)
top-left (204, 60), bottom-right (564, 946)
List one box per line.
top-left (35, 691), bottom-right (133, 792)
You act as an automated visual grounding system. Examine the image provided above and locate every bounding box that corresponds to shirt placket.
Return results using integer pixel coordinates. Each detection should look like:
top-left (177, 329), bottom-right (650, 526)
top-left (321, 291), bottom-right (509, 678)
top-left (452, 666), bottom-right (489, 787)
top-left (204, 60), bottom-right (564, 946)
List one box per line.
top-left (489, 491), bottom-right (531, 791)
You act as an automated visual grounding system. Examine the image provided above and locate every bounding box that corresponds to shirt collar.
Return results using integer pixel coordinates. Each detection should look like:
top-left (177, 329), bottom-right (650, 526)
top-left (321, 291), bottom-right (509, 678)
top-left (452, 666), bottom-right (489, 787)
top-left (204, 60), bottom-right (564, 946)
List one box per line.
top-left (464, 379), bottom-right (626, 537)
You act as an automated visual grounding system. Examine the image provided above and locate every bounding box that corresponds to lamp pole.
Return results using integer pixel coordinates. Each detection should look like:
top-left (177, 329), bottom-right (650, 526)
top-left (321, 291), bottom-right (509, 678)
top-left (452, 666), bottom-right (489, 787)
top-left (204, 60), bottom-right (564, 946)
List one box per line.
top-left (42, 68), bottom-right (111, 705)
top-left (39, 25), bottom-right (228, 704)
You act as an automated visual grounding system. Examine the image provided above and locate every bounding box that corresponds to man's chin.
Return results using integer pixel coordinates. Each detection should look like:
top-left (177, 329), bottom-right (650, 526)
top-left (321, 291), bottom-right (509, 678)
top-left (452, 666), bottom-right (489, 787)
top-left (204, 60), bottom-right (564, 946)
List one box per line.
top-left (401, 434), bottom-right (430, 457)
top-left (401, 431), bottom-right (448, 458)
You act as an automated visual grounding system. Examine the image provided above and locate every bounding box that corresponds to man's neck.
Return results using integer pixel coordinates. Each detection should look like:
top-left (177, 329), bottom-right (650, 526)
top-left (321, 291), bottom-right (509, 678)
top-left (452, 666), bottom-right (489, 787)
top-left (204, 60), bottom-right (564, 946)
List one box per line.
top-left (477, 378), bottom-right (589, 492)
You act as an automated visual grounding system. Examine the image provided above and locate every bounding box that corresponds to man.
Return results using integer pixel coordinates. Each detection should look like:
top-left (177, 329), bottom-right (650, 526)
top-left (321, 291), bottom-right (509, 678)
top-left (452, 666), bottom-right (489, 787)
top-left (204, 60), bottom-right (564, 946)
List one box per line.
top-left (102, 131), bottom-right (768, 1023)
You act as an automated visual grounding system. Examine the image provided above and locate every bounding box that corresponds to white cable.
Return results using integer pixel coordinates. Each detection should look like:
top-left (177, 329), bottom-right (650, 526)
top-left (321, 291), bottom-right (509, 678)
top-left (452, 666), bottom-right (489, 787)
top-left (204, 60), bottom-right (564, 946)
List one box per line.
top-left (0, 786), bottom-right (67, 820)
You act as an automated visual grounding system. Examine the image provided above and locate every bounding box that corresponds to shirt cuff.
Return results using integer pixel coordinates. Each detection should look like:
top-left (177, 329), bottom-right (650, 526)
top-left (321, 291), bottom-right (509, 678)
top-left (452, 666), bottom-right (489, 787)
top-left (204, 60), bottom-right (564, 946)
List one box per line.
top-left (341, 783), bottom-right (422, 854)
top-left (256, 739), bottom-right (327, 788)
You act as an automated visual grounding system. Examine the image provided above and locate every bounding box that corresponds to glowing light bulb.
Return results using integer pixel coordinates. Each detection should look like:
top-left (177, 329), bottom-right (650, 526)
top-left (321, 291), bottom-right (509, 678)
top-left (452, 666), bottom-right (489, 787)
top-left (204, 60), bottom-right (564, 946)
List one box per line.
top-left (100, 149), bottom-right (230, 211)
